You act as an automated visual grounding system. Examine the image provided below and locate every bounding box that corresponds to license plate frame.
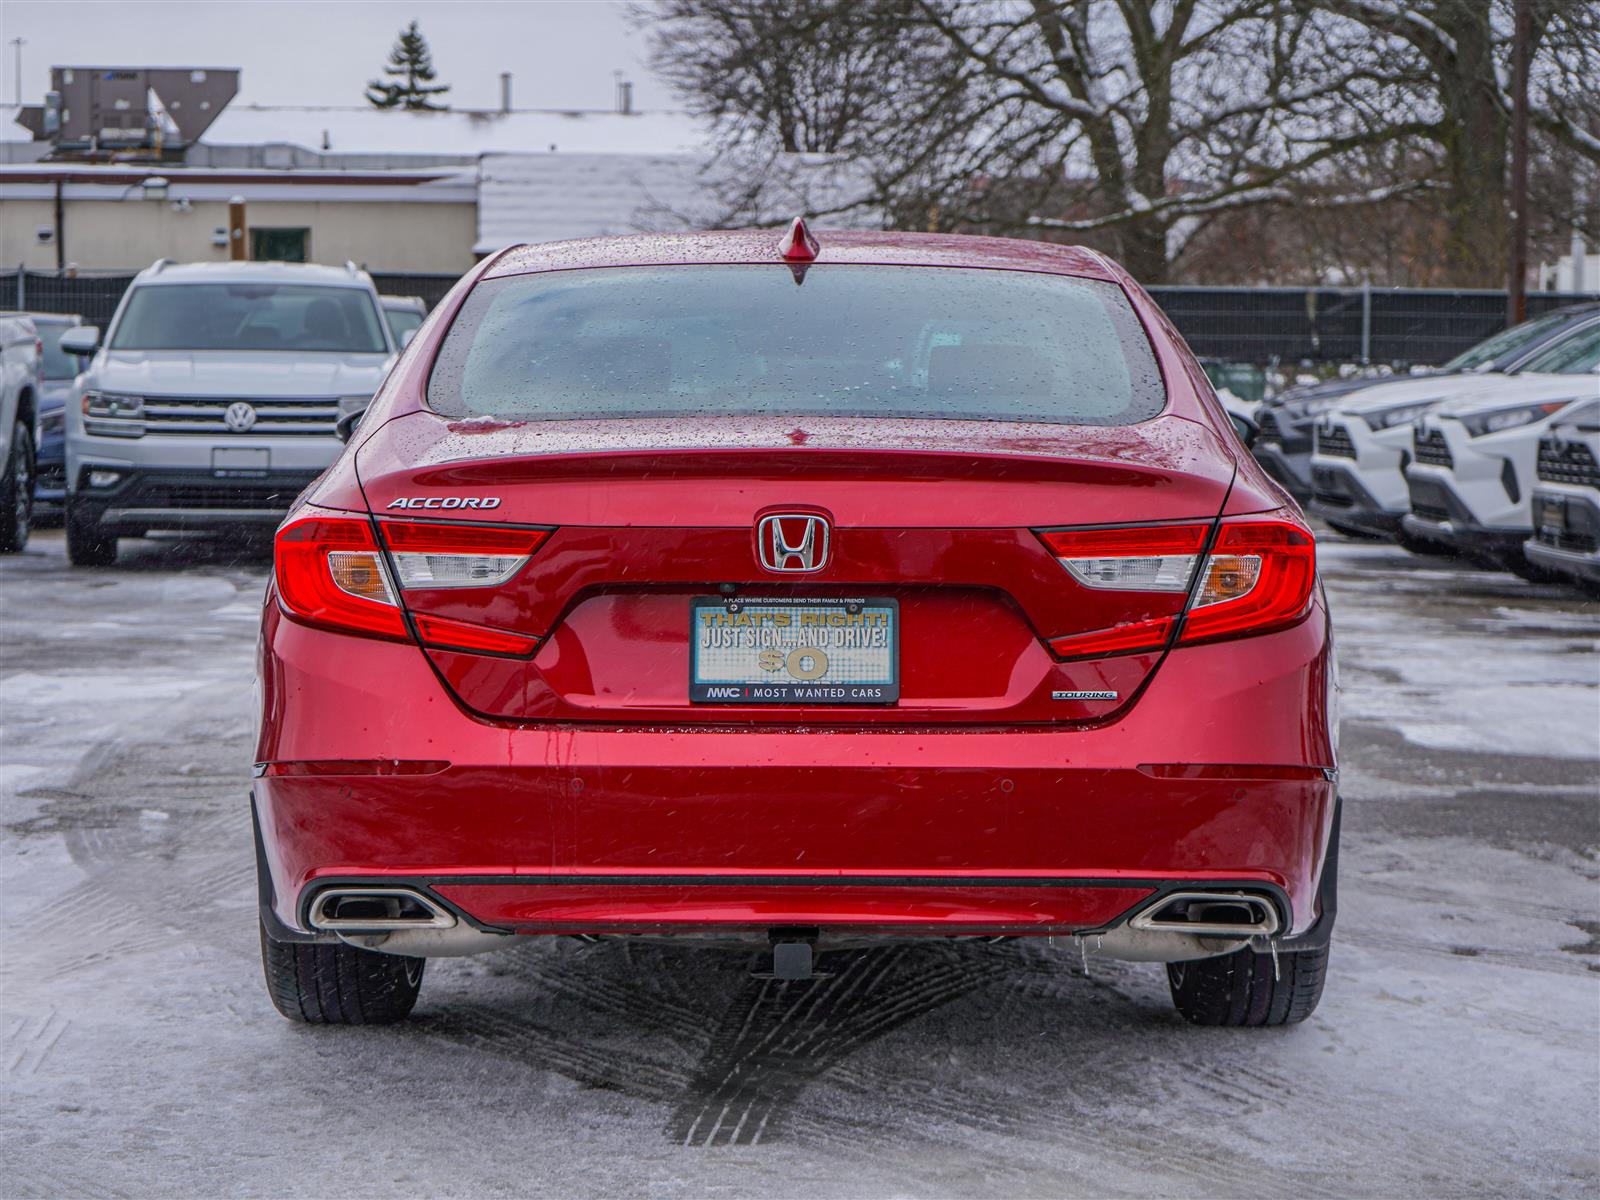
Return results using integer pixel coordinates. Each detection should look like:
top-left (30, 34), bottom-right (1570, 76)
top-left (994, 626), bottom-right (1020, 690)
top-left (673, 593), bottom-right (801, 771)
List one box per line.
top-left (689, 596), bottom-right (900, 704)
top-left (212, 447), bottom-right (271, 478)
top-left (1538, 495), bottom-right (1568, 537)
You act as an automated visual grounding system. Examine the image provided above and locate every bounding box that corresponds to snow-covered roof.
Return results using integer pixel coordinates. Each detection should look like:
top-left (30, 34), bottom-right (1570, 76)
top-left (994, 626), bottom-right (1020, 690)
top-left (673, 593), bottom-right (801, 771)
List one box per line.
top-left (0, 161), bottom-right (476, 204)
top-left (202, 105), bottom-right (708, 158)
top-left (475, 152), bottom-right (717, 253)
top-left (1, 99), bottom-right (877, 247)
top-left (475, 151), bottom-right (878, 254)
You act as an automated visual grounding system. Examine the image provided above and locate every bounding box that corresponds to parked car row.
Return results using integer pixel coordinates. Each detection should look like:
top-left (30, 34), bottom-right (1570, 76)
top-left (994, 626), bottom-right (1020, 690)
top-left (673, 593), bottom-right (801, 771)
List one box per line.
top-left (1247, 303), bottom-right (1600, 594)
top-left (0, 264), bottom-right (434, 564)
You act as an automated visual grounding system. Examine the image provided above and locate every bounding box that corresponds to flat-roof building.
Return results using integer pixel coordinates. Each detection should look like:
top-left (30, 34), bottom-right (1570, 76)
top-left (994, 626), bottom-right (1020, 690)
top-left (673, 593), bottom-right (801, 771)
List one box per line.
top-left (2, 81), bottom-right (869, 274)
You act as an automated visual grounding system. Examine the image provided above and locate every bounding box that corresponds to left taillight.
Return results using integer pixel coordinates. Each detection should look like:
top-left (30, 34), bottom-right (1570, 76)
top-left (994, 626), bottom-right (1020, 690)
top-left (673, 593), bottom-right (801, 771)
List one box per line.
top-left (378, 519), bottom-right (549, 587)
top-left (276, 514), bottom-right (408, 642)
top-left (274, 513), bottom-right (550, 655)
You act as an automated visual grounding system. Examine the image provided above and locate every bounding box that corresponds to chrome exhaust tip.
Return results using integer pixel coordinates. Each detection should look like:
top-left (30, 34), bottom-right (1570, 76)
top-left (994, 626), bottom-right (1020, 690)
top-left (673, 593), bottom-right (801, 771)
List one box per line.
top-left (1129, 891), bottom-right (1281, 938)
top-left (307, 887), bottom-right (456, 932)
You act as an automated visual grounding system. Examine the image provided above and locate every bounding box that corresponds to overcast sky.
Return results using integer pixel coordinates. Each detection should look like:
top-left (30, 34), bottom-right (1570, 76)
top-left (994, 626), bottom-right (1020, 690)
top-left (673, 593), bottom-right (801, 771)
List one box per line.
top-left (0, 1), bottom-right (670, 113)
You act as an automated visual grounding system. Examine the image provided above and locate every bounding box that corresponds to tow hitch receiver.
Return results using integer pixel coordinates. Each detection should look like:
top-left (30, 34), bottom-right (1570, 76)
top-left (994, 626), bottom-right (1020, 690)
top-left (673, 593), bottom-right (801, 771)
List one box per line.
top-left (766, 928), bottom-right (819, 981)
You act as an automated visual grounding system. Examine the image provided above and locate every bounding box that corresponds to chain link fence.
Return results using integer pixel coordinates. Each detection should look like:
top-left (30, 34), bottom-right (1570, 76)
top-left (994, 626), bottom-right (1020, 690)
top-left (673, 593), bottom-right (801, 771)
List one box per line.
top-left (3, 267), bottom-right (1594, 367)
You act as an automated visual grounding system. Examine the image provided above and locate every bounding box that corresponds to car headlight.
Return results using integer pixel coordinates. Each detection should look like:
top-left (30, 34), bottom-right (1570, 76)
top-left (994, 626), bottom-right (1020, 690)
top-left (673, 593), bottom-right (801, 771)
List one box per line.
top-left (1460, 401), bottom-right (1570, 437)
top-left (83, 390), bottom-right (144, 417)
top-left (338, 395), bottom-right (373, 416)
top-left (1360, 401), bottom-right (1435, 430)
top-left (81, 390), bottom-right (146, 437)
top-left (38, 409), bottom-right (65, 436)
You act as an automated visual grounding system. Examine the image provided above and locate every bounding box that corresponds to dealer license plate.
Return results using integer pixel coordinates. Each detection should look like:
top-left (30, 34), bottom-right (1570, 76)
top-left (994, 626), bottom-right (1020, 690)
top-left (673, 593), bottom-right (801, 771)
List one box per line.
top-left (690, 597), bottom-right (899, 704)
top-left (1537, 496), bottom-right (1568, 537)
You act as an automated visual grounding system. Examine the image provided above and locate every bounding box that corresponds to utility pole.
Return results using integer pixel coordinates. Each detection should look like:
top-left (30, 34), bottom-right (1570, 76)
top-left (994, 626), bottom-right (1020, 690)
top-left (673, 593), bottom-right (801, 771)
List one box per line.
top-left (9, 38), bottom-right (23, 107)
top-left (228, 196), bottom-right (248, 261)
top-left (1508, 0), bottom-right (1532, 324)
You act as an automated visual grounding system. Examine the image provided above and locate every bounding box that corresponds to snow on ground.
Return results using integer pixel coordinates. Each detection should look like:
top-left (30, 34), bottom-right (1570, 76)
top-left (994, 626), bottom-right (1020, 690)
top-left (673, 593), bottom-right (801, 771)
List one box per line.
top-left (1321, 540), bottom-right (1599, 760)
top-left (1, 526), bottom-right (1596, 1198)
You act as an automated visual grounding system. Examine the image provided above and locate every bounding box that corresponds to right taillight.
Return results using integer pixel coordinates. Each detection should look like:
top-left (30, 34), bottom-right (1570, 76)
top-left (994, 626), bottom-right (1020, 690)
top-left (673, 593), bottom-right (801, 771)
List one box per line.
top-left (1038, 514), bottom-right (1315, 658)
top-left (275, 511), bottom-right (549, 656)
top-left (1177, 517), bottom-right (1316, 646)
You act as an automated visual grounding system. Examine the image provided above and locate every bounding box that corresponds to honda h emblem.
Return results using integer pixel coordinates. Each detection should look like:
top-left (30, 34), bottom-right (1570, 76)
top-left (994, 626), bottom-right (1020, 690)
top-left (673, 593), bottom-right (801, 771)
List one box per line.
top-left (757, 513), bottom-right (830, 573)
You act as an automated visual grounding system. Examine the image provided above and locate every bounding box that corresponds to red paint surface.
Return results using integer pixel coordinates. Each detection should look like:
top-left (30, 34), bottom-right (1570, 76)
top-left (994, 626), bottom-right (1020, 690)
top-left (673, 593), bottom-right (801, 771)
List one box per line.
top-left (258, 229), bottom-right (1337, 946)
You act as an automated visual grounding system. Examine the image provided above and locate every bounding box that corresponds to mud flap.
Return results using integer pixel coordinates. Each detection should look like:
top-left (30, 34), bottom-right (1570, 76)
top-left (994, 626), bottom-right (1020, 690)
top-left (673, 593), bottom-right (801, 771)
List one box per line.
top-left (252, 792), bottom-right (325, 944)
top-left (1277, 795), bottom-right (1339, 952)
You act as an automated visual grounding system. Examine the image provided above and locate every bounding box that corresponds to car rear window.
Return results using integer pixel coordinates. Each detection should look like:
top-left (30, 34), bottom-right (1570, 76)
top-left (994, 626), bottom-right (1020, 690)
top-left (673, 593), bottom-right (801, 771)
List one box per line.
top-left (111, 283), bottom-right (388, 353)
top-left (427, 265), bottom-right (1165, 426)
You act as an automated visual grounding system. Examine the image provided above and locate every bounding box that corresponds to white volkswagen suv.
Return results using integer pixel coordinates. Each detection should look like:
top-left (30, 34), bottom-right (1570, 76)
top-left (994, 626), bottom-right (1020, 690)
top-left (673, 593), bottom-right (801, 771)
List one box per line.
top-left (59, 260), bottom-right (395, 566)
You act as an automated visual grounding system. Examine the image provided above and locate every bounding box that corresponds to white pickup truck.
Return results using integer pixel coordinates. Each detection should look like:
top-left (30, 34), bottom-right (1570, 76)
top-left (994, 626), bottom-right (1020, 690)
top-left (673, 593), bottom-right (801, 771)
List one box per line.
top-left (0, 312), bottom-right (43, 553)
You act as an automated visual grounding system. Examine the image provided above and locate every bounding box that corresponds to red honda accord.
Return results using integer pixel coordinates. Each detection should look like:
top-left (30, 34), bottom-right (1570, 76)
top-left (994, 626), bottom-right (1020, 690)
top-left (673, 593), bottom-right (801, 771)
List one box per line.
top-left (254, 224), bottom-right (1338, 1028)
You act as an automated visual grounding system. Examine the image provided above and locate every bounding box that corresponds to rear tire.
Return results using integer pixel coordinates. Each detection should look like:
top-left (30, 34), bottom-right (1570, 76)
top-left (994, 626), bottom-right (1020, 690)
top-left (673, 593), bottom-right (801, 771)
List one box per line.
top-left (259, 919), bottom-right (424, 1024)
top-left (0, 422), bottom-right (34, 553)
top-left (1167, 941), bottom-right (1329, 1027)
top-left (65, 501), bottom-right (117, 566)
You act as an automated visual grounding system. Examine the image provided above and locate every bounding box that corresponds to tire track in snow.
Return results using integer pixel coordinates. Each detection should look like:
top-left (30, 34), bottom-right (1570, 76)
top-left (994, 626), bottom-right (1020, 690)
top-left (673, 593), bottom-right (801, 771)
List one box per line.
top-left (4, 1008), bottom-right (69, 1076)
top-left (666, 943), bottom-right (1015, 1146)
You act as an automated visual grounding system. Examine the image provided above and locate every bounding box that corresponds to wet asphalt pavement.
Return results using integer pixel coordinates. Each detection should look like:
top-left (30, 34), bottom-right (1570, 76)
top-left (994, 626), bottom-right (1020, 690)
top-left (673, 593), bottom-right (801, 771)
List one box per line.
top-left (2, 526), bottom-right (1596, 1197)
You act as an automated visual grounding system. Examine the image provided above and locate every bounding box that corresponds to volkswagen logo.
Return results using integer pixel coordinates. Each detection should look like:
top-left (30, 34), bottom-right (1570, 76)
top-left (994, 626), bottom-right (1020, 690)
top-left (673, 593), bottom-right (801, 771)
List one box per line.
top-left (224, 401), bottom-right (258, 433)
top-left (756, 513), bottom-right (830, 573)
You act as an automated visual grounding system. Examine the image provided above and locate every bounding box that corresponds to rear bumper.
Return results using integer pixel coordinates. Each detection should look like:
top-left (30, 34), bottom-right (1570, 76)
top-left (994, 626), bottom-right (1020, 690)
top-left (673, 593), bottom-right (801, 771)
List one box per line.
top-left (306, 874), bottom-right (1187, 937)
top-left (255, 597), bottom-right (1338, 940)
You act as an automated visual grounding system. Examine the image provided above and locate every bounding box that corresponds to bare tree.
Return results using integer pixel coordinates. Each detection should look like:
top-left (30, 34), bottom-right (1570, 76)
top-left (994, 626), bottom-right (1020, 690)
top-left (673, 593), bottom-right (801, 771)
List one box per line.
top-left (1320, 0), bottom-right (1600, 284)
top-left (646, 1), bottom-right (1437, 280)
top-left (644, 0), bottom-right (1599, 284)
top-left (645, 0), bottom-right (920, 153)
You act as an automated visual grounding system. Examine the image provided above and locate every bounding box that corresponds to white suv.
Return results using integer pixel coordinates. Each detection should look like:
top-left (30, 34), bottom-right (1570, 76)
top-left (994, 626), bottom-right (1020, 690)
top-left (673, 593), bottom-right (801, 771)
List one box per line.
top-left (1310, 314), bottom-right (1600, 550)
top-left (1402, 331), bottom-right (1600, 580)
top-left (1524, 400), bottom-right (1600, 594)
top-left (60, 260), bottom-right (395, 566)
top-left (1307, 374), bottom-right (1511, 547)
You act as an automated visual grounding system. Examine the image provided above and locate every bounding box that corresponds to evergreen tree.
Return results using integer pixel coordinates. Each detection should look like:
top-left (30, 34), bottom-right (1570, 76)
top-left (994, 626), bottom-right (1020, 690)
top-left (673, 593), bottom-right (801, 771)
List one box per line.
top-left (365, 20), bottom-right (451, 111)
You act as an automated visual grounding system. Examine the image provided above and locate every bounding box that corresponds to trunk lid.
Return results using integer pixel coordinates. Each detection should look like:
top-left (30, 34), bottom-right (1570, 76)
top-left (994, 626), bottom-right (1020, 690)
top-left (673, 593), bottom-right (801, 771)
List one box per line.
top-left (356, 412), bottom-right (1237, 725)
